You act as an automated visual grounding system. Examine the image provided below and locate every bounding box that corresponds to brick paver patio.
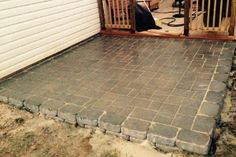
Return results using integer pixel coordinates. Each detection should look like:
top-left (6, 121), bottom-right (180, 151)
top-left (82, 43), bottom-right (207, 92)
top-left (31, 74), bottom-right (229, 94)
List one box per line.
top-left (0, 36), bottom-right (234, 154)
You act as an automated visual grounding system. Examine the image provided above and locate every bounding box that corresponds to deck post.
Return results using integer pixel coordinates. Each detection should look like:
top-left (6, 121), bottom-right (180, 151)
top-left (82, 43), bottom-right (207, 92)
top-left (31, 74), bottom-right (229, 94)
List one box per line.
top-left (184, 0), bottom-right (190, 36)
top-left (229, 0), bottom-right (236, 36)
top-left (97, 0), bottom-right (106, 30)
top-left (130, 0), bottom-right (136, 33)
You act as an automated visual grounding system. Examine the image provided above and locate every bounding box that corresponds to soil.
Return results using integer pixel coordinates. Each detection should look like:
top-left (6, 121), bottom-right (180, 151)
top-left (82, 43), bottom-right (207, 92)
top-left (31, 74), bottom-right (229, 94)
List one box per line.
top-left (212, 71), bottom-right (236, 157)
top-left (0, 103), bottom-right (172, 157)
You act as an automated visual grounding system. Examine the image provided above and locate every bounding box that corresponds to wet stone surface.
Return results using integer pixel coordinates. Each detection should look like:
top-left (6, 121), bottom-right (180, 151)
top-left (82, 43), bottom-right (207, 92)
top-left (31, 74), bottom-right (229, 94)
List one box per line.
top-left (0, 36), bottom-right (235, 154)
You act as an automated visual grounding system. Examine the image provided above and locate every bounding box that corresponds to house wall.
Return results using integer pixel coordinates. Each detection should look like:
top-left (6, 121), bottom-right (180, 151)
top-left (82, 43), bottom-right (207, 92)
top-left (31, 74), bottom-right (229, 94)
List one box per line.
top-left (0, 0), bottom-right (100, 79)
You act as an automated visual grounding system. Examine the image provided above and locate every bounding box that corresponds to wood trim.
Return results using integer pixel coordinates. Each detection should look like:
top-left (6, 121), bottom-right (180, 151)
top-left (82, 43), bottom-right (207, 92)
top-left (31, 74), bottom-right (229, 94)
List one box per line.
top-left (229, 0), bottom-right (236, 35)
top-left (100, 30), bottom-right (235, 41)
top-left (130, 0), bottom-right (136, 33)
top-left (97, 0), bottom-right (106, 30)
top-left (184, 0), bottom-right (190, 36)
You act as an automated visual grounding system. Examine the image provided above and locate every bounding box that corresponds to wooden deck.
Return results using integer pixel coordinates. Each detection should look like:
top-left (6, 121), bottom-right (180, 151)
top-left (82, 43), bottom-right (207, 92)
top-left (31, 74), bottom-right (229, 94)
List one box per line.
top-left (100, 0), bottom-right (235, 40)
top-left (140, 0), bottom-right (232, 37)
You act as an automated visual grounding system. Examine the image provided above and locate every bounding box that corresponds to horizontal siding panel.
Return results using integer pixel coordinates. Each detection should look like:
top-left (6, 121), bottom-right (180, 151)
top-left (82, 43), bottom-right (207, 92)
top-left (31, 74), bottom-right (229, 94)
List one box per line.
top-left (0, 7), bottom-right (98, 48)
top-left (0, 15), bottom-right (99, 64)
top-left (0, 3), bottom-right (96, 37)
top-left (0, 0), bottom-right (100, 78)
top-left (0, 0), bottom-right (97, 28)
top-left (0, 0), bottom-right (78, 19)
top-left (0, 24), bottom-right (100, 72)
top-left (0, 28), bottom-right (99, 79)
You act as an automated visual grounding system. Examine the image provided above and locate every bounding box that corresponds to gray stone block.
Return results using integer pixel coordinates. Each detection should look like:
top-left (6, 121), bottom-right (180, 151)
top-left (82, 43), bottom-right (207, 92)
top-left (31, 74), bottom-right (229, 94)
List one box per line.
top-left (147, 123), bottom-right (178, 146)
top-left (216, 65), bottom-right (231, 74)
top-left (77, 108), bottom-right (104, 127)
top-left (218, 59), bottom-right (232, 67)
top-left (8, 91), bottom-right (29, 108)
top-left (209, 80), bottom-right (226, 93)
top-left (176, 129), bottom-right (211, 154)
top-left (199, 102), bottom-right (220, 118)
top-left (130, 108), bottom-right (157, 121)
top-left (40, 99), bottom-right (65, 117)
top-left (178, 106), bottom-right (198, 116)
top-left (58, 103), bottom-right (84, 124)
top-left (24, 95), bottom-right (44, 112)
top-left (192, 116), bottom-right (215, 134)
top-left (213, 73), bottom-right (229, 82)
top-left (99, 112), bottom-right (127, 133)
top-left (172, 115), bottom-right (194, 129)
top-left (0, 89), bottom-right (9, 103)
top-left (205, 91), bottom-right (224, 104)
top-left (121, 118), bottom-right (150, 140)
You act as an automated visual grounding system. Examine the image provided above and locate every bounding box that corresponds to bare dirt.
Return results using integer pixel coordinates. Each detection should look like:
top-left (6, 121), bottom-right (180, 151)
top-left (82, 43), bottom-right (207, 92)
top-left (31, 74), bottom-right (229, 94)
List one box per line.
top-left (0, 103), bottom-right (173, 157)
top-left (212, 91), bottom-right (236, 157)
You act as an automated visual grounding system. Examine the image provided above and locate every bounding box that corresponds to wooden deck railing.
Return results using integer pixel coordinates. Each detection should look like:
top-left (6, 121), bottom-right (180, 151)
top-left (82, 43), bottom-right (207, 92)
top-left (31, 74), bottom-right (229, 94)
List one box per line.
top-left (98, 0), bottom-right (136, 32)
top-left (184, 0), bottom-right (235, 36)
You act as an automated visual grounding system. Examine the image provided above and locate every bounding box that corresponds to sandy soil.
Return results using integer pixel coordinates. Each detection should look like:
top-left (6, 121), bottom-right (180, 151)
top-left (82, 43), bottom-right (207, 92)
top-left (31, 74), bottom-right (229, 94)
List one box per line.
top-left (213, 90), bottom-right (236, 157)
top-left (0, 103), bottom-right (175, 157)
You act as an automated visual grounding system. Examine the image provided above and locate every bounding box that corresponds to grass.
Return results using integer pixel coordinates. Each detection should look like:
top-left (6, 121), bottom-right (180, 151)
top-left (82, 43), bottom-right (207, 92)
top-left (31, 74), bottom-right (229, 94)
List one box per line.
top-left (100, 149), bottom-right (120, 157)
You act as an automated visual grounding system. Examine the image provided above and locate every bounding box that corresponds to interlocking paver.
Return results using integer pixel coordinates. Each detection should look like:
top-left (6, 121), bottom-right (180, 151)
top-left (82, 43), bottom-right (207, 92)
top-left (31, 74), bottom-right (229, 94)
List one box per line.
top-left (0, 36), bottom-right (234, 155)
top-left (99, 112), bottom-right (127, 133)
top-left (58, 103), bottom-right (84, 124)
top-left (121, 118), bottom-right (150, 140)
top-left (77, 108), bottom-right (104, 127)
top-left (199, 102), bottom-right (220, 118)
top-left (177, 129), bottom-right (211, 154)
top-left (24, 95), bottom-right (45, 113)
top-left (130, 108), bottom-right (157, 121)
top-left (192, 115), bottom-right (216, 134)
top-left (148, 123), bottom-right (178, 146)
top-left (172, 114), bottom-right (195, 129)
top-left (40, 99), bottom-right (65, 117)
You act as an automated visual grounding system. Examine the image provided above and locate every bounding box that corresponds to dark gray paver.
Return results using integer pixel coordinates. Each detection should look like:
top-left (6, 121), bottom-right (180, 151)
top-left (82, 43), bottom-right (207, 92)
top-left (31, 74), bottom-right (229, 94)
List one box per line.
top-left (205, 91), bottom-right (225, 104)
top-left (24, 95), bottom-right (45, 113)
top-left (209, 80), bottom-right (226, 93)
top-left (0, 89), bottom-right (10, 103)
top-left (148, 123), bottom-right (178, 146)
top-left (172, 115), bottom-right (195, 129)
top-left (199, 102), bottom-right (220, 118)
top-left (58, 103), bottom-right (84, 124)
top-left (130, 108), bottom-right (157, 121)
top-left (121, 118), bottom-right (150, 140)
top-left (192, 116), bottom-right (215, 134)
top-left (77, 108), bottom-right (104, 127)
top-left (177, 129), bottom-right (211, 154)
top-left (0, 37), bottom-right (234, 155)
top-left (40, 99), bottom-right (65, 117)
top-left (99, 112), bottom-right (127, 133)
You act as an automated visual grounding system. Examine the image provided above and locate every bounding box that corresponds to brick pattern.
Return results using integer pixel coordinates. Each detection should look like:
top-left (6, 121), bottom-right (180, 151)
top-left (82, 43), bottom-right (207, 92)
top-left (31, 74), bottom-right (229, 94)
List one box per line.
top-left (0, 36), bottom-right (235, 155)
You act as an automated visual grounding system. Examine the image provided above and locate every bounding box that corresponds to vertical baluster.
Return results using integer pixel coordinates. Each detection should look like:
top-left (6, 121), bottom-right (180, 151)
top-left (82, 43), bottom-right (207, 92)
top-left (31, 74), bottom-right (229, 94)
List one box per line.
top-left (116, 0), bottom-right (121, 27)
top-left (207, 0), bottom-right (211, 30)
top-left (219, 0), bottom-right (223, 31)
top-left (126, 0), bottom-right (129, 25)
top-left (225, 0), bottom-right (229, 31)
top-left (196, 0), bottom-right (199, 30)
top-left (190, 0), bottom-right (193, 30)
top-left (108, 0), bottom-right (113, 27)
top-left (213, 0), bottom-right (217, 29)
top-left (201, 0), bottom-right (205, 29)
top-left (121, 0), bottom-right (125, 26)
top-left (226, 0), bottom-right (229, 18)
top-left (112, 0), bottom-right (116, 25)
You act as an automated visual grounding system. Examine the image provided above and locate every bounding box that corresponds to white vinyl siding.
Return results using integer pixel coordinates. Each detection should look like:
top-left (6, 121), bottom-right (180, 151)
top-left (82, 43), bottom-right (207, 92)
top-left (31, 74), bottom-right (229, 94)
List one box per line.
top-left (0, 0), bottom-right (100, 78)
